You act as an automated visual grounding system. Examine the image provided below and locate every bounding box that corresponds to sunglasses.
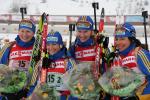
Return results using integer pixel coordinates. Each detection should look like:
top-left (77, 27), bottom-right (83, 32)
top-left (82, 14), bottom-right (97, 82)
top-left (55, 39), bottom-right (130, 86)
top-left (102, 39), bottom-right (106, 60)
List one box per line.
top-left (46, 37), bottom-right (58, 42)
top-left (76, 21), bottom-right (91, 29)
top-left (115, 25), bottom-right (135, 36)
top-left (20, 22), bottom-right (33, 28)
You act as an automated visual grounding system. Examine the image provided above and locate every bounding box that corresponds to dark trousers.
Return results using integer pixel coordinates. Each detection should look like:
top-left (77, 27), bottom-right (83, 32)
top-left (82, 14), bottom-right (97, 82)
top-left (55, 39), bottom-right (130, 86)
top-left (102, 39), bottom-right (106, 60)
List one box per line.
top-left (1, 89), bottom-right (28, 100)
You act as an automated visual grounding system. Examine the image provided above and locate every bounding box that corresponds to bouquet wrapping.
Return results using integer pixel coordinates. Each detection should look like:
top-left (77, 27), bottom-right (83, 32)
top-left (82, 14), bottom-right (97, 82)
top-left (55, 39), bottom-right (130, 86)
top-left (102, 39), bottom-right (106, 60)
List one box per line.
top-left (98, 66), bottom-right (145, 97)
top-left (63, 62), bottom-right (101, 99)
top-left (0, 64), bottom-right (27, 93)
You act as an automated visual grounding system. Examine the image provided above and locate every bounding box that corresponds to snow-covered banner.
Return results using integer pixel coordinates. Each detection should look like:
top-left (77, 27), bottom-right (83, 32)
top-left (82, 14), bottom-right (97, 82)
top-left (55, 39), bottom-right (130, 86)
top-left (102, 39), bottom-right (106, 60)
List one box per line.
top-left (30, 15), bottom-right (41, 22)
top-left (105, 16), bottom-right (116, 23)
top-left (0, 14), bottom-right (149, 24)
top-left (0, 14), bottom-right (11, 21)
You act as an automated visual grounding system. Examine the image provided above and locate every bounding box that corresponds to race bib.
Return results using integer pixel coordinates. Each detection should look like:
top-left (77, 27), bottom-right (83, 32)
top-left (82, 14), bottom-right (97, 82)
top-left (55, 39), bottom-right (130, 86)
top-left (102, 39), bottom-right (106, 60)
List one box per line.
top-left (9, 60), bottom-right (30, 71)
top-left (47, 72), bottom-right (63, 88)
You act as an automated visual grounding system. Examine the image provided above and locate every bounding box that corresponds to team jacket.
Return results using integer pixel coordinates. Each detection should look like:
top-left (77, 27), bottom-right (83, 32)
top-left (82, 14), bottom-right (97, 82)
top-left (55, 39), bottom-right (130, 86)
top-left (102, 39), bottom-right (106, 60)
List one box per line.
top-left (8, 43), bottom-right (33, 72)
top-left (136, 49), bottom-right (150, 95)
top-left (113, 48), bottom-right (141, 73)
top-left (69, 38), bottom-right (96, 62)
top-left (113, 45), bottom-right (150, 95)
top-left (0, 35), bottom-right (34, 65)
top-left (45, 47), bottom-right (75, 94)
top-left (47, 58), bottom-right (69, 91)
top-left (75, 45), bottom-right (96, 62)
top-left (0, 36), bottom-right (35, 99)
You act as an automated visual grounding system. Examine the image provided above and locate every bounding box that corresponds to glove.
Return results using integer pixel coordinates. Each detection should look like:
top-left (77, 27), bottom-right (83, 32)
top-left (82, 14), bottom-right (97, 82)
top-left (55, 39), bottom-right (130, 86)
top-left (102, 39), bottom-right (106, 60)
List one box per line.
top-left (17, 88), bottom-right (29, 99)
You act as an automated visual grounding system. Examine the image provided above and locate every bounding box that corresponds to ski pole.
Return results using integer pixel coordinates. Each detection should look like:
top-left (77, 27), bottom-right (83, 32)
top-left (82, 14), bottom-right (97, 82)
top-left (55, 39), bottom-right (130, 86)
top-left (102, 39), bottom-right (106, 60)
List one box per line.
top-left (69, 24), bottom-right (75, 48)
top-left (20, 7), bottom-right (27, 19)
top-left (142, 11), bottom-right (149, 51)
top-left (92, 2), bottom-right (99, 34)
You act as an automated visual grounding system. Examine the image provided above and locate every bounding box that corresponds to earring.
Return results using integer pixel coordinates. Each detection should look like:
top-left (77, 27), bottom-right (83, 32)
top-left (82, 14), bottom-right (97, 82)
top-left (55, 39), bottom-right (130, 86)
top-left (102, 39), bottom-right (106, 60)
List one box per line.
top-left (60, 45), bottom-right (63, 48)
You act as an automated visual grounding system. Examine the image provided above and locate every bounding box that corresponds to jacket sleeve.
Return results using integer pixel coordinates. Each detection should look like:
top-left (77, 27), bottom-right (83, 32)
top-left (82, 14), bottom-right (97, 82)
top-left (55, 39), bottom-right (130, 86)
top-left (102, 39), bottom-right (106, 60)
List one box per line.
top-left (66, 58), bottom-right (76, 71)
top-left (26, 81), bottom-right (37, 97)
top-left (0, 47), bottom-right (10, 64)
top-left (68, 45), bottom-right (76, 59)
top-left (137, 49), bottom-right (150, 76)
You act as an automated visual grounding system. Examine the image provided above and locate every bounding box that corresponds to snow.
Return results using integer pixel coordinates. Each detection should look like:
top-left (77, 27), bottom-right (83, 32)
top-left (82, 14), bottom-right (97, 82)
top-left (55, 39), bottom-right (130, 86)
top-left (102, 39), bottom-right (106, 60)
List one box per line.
top-left (0, 0), bottom-right (150, 49)
top-left (0, 0), bottom-right (150, 15)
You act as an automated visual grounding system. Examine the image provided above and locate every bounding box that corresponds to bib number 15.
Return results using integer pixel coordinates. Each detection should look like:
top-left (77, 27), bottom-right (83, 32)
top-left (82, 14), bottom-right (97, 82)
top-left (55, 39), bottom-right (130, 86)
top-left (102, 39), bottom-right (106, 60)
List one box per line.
top-left (47, 73), bottom-right (63, 87)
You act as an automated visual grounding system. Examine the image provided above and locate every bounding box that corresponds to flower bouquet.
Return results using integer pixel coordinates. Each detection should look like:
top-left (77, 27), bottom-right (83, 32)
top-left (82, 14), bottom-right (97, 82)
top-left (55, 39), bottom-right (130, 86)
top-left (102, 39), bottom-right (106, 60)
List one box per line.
top-left (0, 64), bottom-right (27, 93)
top-left (98, 66), bottom-right (145, 97)
top-left (28, 83), bottom-right (60, 100)
top-left (63, 62), bottom-right (100, 99)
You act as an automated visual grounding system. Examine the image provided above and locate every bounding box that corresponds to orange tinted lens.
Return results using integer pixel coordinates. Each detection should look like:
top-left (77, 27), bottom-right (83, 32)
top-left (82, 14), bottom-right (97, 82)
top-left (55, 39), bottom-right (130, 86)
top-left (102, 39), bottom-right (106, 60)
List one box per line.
top-left (77, 22), bottom-right (90, 28)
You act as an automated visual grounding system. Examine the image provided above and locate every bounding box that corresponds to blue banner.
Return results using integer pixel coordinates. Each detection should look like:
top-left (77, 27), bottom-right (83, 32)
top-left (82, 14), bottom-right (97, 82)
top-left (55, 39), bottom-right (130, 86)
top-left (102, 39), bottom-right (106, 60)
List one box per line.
top-left (125, 16), bottom-right (143, 22)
